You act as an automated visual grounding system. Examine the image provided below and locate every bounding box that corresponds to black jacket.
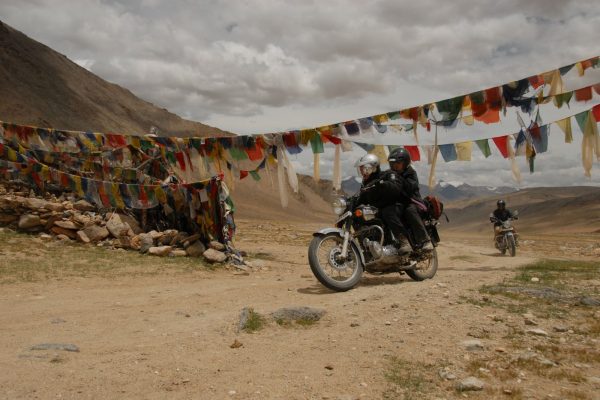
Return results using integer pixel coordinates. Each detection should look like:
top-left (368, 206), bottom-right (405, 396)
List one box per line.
top-left (493, 208), bottom-right (514, 222)
top-left (357, 169), bottom-right (404, 209)
top-left (396, 165), bottom-right (423, 204)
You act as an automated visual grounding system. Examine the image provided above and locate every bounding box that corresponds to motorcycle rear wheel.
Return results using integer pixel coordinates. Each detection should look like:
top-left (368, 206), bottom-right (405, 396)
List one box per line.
top-left (308, 233), bottom-right (363, 292)
top-left (406, 248), bottom-right (438, 281)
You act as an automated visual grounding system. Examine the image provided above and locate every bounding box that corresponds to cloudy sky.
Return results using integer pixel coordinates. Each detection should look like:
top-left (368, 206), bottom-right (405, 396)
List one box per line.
top-left (1, 0), bottom-right (599, 187)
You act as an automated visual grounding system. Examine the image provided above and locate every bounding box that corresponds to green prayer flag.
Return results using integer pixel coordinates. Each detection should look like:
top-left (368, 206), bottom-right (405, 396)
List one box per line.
top-left (310, 133), bottom-right (324, 154)
top-left (250, 170), bottom-right (261, 181)
top-left (475, 139), bottom-right (491, 158)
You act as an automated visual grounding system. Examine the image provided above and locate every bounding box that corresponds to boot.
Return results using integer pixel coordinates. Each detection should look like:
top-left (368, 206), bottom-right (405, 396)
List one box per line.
top-left (396, 236), bottom-right (412, 255)
top-left (421, 241), bottom-right (434, 251)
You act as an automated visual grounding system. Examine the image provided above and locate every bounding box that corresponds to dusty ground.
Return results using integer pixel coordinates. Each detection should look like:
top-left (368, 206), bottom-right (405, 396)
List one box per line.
top-left (0, 219), bottom-right (599, 400)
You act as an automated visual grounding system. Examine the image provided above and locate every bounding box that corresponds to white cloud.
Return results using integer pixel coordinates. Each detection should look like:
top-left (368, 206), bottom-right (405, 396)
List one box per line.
top-left (1, 0), bottom-right (599, 186)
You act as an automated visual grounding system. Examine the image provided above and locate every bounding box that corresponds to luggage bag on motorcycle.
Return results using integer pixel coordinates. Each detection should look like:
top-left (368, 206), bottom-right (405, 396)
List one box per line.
top-left (424, 195), bottom-right (444, 220)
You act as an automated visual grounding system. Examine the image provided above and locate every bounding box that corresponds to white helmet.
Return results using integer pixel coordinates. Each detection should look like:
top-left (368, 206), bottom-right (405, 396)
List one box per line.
top-left (355, 153), bottom-right (380, 179)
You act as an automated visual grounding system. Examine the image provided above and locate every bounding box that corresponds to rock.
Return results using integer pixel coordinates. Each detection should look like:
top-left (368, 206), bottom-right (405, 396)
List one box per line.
top-left (18, 214), bottom-right (41, 229)
top-left (137, 233), bottom-right (154, 253)
top-left (106, 214), bottom-right (129, 238)
top-left (50, 226), bottom-right (78, 240)
top-left (524, 317), bottom-right (538, 326)
top-left (580, 297), bottom-right (600, 307)
top-left (54, 220), bottom-right (78, 230)
top-left (183, 233), bottom-right (202, 247)
top-left (76, 231), bottom-right (90, 245)
top-left (350, 322), bottom-right (360, 327)
top-left (170, 249), bottom-right (187, 257)
top-left (159, 230), bottom-right (178, 245)
top-left (456, 377), bottom-right (484, 392)
top-left (148, 246), bottom-right (172, 256)
top-left (203, 248), bottom-right (227, 263)
top-left (461, 339), bottom-right (484, 351)
top-left (148, 230), bottom-right (164, 240)
top-left (185, 241), bottom-right (206, 257)
top-left (553, 325), bottom-right (569, 333)
top-left (117, 213), bottom-right (143, 234)
top-left (29, 343), bottom-right (79, 352)
top-left (531, 277), bottom-right (540, 282)
top-left (82, 225), bottom-right (110, 243)
top-left (170, 231), bottom-right (189, 246)
top-left (238, 307), bottom-right (252, 332)
top-left (325, 364), bottom-right (334, 370)
top-left (56, 234), bottom-right (71, 241)
top-left (516, 351), bottom-right (557, 367)
top-left (209, 240), bottom-right (226, 251)
top-left (39, 233), bottom-right (53, 241)
top-left (73, 200), bottom-right (95, 212)
top-left (230, 339), bottom-right (243, 349)
top-left (271, 306), bottom-right (325, 323)
top-left (438, 367), bottom-right (457, 380)
top-left (526, 328), bottom-right (549, 337)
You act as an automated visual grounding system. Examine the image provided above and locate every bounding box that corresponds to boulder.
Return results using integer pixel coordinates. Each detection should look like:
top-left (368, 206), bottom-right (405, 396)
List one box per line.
top-left (186, 241), bottom-right (206, 257)
top-left (148, 230), bottom-right (164, 241)
top-left (209, 240), bottom-right (226, 251)
top-left (117, 213), bottom-right (143, 234)
top-left (50, 226), bottom-right (78, 240)
top-left (148, 246), bottom-right (172, 256)
top-left (159, 230), bottom-right (178, 245)
top-left (170, 232), bottom-right (189, 246)
top-left (18, 214), bottom-right (41, 229)
top-left (170, 249), bottom-right (187, 257)
top-left (73, 214), bottom-right (93, 227)
top-left (456, 377), bottom-right (484, 392)
top-left (73, 200), bottom-right (95, 212)
top-left (137, 233), bottom-right (154, 253)
top-left (183, 233), bottom-right (202, 247)
top-left (54, 220), bottom-right (79, 230)
top-left (203, 248), bottom-right (227, 263)
top-left (82, 225), bottom-right (110, 243)
top-left (76, 230), bottom-right (91, 243)
top-left (271, 307), bottom-right (326, 323)
top-left (106, 214), bottom-right (129, 238)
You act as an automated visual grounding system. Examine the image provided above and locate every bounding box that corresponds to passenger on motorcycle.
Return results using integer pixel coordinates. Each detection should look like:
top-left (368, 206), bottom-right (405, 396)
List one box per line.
top-left (387, 148), bottom-right (434, 251)
top-left (355, 153), bottom-right (411, 255)
top-left (491, 200), bottom-right (519, 243)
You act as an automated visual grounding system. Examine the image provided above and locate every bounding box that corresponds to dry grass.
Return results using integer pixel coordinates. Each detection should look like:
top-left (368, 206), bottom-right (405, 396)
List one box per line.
top-left (383, 357), bottom-right (432, 400)
top-left (0, 229), bottom-right (212, 284)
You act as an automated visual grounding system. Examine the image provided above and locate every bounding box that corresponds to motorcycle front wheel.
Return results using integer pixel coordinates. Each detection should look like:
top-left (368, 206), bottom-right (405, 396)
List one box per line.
top-left (406, 248), bottom-right (438, 281)
top-left (308, 232), bottom-right (363, 292)
top-left (508, 235), bottom-right (516, 257)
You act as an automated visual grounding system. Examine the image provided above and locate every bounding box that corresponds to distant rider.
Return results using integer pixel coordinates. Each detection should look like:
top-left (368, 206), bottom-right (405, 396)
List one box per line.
top-left (491, 200), bottom-right (518, 243)
top-left (387, 148), bottom-right (433, 251)
top-left (355, 154), bottom-right (411, 255)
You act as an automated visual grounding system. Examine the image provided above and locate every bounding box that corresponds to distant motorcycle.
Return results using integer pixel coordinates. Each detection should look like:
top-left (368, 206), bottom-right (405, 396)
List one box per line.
top-left (307, 186), bottom-right (440, 292)
top-left (490, 211), bottom-right (519, 257)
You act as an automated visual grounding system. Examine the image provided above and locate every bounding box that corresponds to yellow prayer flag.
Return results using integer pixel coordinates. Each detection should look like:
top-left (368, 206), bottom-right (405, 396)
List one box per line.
top-left (555, 117), bottom-right (573, 143)
top-left (111, 183), bottom-right (125, 209)
top-left (373, 114), bottom-right (389, 124)
top-left (462, 115), bottom-right (474, 126)
top-left (369, 145), bottom-right (387, 161)
top-left (455, 142), bottom-right (473, 161)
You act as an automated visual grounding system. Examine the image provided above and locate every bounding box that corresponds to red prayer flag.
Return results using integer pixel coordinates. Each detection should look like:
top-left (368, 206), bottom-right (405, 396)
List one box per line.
top-left (492, 136), bottom-right (509, 158)
top-left (239, 170), bottom-right (249, 180)
top-left (528, 75), bottom-right (544, 89)
top-left (592, 104), bottom-right (600, 121)
top-left (485, 87), bottom-right (503, 110)
top-left (175, 152), bottom-right (186, 170)
top-left (404, 145), bottom-right (420, 162)
top-left (575, 86), bottom-right (593, 102)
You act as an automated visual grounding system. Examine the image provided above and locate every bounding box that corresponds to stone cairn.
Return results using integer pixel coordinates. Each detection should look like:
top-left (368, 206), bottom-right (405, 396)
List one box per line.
top-left (0, 183), bottom-right (229, 263)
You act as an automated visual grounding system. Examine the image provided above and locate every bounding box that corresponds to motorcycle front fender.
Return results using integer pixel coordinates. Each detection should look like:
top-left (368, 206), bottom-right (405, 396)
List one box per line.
top-left (311, 228), bottom-right (366, 266)
top-left (312, 227), bottom-right (345, 237)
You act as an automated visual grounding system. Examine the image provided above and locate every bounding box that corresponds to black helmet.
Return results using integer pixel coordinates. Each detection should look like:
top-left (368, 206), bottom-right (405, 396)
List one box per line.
top-left (388, 147), bottom-right (411, 165)
top-left (497, 200), bottom-right (506, 208)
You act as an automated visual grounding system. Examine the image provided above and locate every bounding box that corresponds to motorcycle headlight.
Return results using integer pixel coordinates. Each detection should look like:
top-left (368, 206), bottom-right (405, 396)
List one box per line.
top-left (332, 198), bottom-right (347, 215)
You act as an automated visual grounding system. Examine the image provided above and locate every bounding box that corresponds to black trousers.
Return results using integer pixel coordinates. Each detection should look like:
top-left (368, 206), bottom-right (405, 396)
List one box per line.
top-left (400, 203), bottom-right (430, 244)
top-left (380, 205), bottom-right (405, 240)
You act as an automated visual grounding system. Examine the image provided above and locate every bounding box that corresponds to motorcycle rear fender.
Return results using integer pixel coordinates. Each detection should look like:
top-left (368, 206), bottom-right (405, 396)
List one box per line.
top-left (312, 228), bottom-right (366, 266)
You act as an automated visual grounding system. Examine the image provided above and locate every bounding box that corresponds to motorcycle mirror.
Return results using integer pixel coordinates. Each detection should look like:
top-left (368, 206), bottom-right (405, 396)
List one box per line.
top-left (513, 210), bottom-right (519, 217)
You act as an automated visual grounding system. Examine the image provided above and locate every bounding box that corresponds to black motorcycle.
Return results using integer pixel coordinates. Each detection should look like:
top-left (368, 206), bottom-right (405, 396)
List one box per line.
top-left (308, 188), bottom-right (440, 291)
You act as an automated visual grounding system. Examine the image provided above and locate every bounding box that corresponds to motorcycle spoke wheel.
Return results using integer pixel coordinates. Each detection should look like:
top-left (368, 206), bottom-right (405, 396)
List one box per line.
top-left (315, 236), bottom-right (359, 282)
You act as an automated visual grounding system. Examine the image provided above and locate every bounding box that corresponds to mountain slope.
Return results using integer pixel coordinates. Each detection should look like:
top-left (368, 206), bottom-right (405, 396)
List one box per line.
top-left (444, 186), bottom-right (600, 234)
top-left (0, 20), bottom-right (230, 137)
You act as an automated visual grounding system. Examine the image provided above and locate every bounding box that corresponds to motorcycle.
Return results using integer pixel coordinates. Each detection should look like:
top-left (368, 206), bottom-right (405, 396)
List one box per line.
top-left (490, 211), bottom-right (519, 257)
top-left (308, 187), bottom-right (440, 292)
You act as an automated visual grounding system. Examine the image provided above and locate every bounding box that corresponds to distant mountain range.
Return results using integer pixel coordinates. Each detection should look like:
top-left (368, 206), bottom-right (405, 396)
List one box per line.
top-left (341, 176), bottom-right (517, 202)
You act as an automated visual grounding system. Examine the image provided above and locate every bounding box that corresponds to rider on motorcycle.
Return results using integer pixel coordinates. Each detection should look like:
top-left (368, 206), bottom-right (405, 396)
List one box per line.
top-left (355, 153), bottom-right (411, 255)
top-left (387, 148), bottom-right (434, 251)
top-left (491, 200), bottom-right (519, 243)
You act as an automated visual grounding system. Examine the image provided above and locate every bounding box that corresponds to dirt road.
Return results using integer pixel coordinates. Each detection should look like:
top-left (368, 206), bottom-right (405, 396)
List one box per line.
top-left (1, 220), bottom-right (598, 399)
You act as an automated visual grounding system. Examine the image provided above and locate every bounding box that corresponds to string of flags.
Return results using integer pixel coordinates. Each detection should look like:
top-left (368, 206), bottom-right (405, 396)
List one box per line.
top-left (0, 56), bottom-right (598, 208)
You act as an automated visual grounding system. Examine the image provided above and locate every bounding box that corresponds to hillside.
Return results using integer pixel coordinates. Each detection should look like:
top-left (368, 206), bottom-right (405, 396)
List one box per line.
top-left (0, 20), bottom-right (230, 137)
top-left (444, 186), bottom-right (600, 234)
